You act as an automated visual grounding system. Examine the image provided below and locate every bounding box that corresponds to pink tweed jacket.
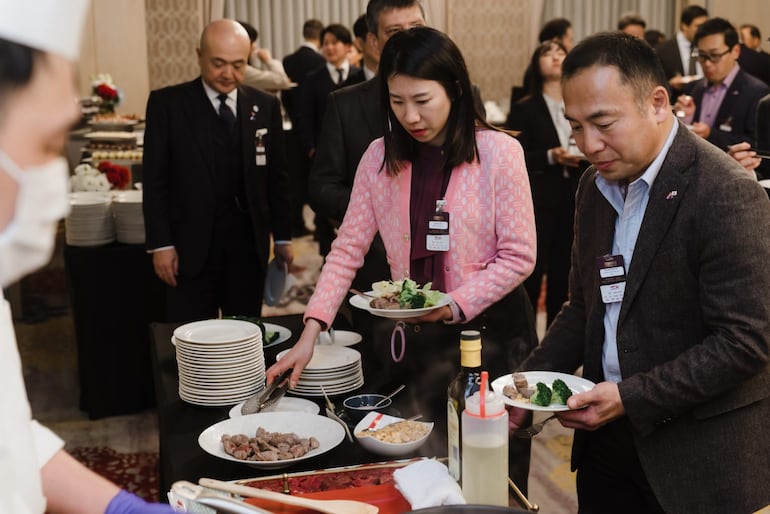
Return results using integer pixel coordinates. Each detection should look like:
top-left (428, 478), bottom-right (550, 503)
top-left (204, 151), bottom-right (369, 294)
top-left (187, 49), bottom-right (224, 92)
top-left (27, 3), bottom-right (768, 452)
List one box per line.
top-left (305, 129), bottom-right (536, 326)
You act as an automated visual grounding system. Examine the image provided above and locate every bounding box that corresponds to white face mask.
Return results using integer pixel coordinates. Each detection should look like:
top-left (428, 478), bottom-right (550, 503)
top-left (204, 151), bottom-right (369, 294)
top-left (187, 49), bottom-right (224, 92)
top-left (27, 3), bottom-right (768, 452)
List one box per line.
top-left (0, 150), bottom-right (70, 288)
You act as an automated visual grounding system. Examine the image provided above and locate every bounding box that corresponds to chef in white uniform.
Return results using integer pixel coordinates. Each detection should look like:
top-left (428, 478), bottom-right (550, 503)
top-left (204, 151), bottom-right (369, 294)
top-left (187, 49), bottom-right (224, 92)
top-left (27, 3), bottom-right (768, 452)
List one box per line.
top-left (0, 1), bottom-right (176, 512)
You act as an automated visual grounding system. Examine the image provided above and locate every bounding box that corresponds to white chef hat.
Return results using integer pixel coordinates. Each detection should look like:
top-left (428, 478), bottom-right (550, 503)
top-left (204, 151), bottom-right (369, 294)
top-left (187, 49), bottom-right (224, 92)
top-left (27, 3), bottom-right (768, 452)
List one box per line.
top-left (0, 0), bottom-right (90, 61)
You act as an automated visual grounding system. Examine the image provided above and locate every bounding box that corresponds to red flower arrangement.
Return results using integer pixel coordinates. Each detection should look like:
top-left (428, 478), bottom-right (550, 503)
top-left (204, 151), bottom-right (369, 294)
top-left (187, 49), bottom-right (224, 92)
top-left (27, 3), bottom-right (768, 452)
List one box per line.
top-left (95, 83), bottom-right (118, 101)
top-left (98, 161), bottom-right (131, 190)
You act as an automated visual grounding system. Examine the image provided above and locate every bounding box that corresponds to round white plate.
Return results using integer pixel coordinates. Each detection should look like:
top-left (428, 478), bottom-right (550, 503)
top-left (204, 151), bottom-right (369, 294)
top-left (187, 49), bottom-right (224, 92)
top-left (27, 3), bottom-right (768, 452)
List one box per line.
top-left (174, 319), bottom-right (260, 344)
top-left (491, 371), bottom-right (596, 412)
top-left (277, 345), bottom-right (360, 371)
top-left (328, 330), bottom-right (362, 347)
top-left (759, 179), bottom-right (770, 189)
top-left (198, 412), bottom-right (344, 469)
top-left (349, 291), bottom-right (451, 319)
top-left (262, 322), bottom-right (292, 348)
top-left (229, 396), bottom-right (321, 418)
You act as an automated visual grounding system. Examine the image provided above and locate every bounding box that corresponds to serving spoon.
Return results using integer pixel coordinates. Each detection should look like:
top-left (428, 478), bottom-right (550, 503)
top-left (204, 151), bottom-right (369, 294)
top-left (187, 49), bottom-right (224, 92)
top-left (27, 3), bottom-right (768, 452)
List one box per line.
top-left (373, 384), bottom-right (405, 408)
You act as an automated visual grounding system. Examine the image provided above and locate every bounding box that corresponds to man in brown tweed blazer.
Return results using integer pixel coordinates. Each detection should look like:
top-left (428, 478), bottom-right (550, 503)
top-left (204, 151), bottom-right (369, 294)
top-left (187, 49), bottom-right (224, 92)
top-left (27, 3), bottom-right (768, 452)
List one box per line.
top-left (514, 33), bottom-right (770, 513)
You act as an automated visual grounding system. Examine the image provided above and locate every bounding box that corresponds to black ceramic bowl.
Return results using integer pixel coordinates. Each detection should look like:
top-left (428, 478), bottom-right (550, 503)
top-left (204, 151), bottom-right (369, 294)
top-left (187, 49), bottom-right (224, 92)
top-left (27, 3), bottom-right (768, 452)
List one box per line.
top-left (342, 393), bottom-right (392, 422)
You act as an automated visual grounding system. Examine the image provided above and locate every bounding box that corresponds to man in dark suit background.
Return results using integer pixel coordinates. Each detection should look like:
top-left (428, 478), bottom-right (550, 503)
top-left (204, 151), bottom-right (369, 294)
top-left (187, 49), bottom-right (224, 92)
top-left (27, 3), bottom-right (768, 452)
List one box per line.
top-left (297, 23), bottom-right (364, 256)
top-left (513, 32), bottom-right (770, 513)
top-left (673, 18), bottom-right (770, 150)
top-left (143, 19), bottom-right (293, 323)
top-left (737, 23), bottom-right (770, 86)
top-left (654, 5), bottom-right (708, 97)
top-left (282, 18), bottom-right (325, 236)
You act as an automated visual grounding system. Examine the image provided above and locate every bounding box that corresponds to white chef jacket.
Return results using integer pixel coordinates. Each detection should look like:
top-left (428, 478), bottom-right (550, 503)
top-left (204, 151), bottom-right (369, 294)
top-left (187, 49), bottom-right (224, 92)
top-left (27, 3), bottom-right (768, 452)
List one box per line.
top-left (0, 295), bottom-right (64, 513)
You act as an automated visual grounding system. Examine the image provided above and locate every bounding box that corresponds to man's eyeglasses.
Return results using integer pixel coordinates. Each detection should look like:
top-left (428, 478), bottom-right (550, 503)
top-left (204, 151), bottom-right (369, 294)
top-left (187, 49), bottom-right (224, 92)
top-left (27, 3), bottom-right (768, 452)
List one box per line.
top-left (694, 48), bottom-right (732, 64)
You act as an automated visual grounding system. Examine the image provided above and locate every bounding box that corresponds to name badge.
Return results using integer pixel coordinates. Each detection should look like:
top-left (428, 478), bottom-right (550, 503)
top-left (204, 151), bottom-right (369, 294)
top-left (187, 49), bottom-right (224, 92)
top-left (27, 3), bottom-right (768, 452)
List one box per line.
top-left (426, 210), bottom-right (450, 252)
top-left (596, 254), bottom-right (626, 304)
top-left (255, 144), bottom-right (266, 166)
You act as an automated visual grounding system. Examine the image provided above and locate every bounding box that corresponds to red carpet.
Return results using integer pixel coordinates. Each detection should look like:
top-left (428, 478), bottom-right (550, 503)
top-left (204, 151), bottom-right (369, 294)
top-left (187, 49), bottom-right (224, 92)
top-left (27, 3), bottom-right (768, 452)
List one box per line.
top-left (69, 447), bottom-right (161, 502)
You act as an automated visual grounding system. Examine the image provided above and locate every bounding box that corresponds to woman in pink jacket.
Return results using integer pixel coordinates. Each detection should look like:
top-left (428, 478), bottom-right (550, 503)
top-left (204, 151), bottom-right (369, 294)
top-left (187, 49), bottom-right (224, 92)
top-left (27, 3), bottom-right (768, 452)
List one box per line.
top-left (268, 27), bottom-right (537, 485)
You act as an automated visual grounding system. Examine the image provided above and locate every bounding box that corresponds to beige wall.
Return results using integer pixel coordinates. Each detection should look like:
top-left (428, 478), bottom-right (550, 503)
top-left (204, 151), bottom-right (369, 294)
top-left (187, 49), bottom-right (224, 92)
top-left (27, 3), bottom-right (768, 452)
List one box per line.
top-left (78, 0), bottom-right (150, 116)
top-left (77, 0), bottom-right (769, 118)
top-left (709, 0), bottom-right (770, 51)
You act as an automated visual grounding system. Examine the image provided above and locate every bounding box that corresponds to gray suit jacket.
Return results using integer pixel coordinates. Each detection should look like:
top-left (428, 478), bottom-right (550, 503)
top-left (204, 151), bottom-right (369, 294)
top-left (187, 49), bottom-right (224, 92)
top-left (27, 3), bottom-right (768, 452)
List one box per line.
top-left (522, 122), bottom-right (770, 513)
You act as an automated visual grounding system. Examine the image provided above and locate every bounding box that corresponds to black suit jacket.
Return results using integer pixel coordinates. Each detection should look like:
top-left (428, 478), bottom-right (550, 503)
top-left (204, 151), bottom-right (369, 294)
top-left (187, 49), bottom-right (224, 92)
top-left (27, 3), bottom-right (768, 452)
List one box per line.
top-left (522, 123), bottom-right (770, 513)
top-left (655, 38), bottom-right (685, 80)
top-left (737, 44), bottom-right (770, 87)
top-left (689, 68), bottom-right (770, 149)
top-left (142, 78), bottom-right (291, 277)
top-left (756, 93), bottom-right (770, 180)
top-left (282, 46), bottom-right (325, 125)
top-left (296, 66), bottom-right (365, 154)
top-left (505, 94), bottom-right (584, 208)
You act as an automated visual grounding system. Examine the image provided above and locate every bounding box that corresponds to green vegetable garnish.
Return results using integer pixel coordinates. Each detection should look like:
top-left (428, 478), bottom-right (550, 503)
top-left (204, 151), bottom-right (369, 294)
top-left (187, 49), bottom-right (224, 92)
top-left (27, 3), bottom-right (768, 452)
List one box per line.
top-left (530, 382), bottom-right (553, 406)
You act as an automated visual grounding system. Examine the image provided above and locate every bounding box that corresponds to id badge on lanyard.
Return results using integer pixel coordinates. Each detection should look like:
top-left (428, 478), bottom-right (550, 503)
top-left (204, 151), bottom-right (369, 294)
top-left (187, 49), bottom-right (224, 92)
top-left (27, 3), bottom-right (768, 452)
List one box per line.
top-left (597, 254), bottom-right (626, 303)
top-left (255, 128), bottom-right (267, 166)
top-left (426, 199), bottom-right (450, 252)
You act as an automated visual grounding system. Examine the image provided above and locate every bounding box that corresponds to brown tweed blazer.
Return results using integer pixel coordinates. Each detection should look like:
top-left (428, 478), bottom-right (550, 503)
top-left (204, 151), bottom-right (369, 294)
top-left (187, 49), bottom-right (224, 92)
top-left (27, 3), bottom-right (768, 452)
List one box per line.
top-left (522, 122), bottom-right (770, 513)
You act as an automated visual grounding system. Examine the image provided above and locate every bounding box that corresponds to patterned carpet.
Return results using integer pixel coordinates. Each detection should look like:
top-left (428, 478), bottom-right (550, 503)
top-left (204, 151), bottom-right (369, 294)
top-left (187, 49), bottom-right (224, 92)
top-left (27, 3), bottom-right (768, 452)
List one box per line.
top-left (13, 222), bottom-right (578, 512)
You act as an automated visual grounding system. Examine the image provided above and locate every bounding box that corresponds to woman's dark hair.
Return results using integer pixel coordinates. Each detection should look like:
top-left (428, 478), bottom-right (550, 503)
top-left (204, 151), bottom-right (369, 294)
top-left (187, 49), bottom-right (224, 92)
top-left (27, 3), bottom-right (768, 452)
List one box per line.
top-left (525, 39), bottom-right (567, 97)
top-left (377, 26), bottom-right (494, 175)
top-left (0, 38), bottom-right (39, 102)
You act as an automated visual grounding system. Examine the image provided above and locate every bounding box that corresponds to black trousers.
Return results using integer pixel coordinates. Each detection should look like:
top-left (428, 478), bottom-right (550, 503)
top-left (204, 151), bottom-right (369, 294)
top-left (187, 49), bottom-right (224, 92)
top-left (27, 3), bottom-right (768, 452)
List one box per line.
top-left (165, 213), bottom-right (264, 323)
top-left (576, 418), bottom-right (665, 514)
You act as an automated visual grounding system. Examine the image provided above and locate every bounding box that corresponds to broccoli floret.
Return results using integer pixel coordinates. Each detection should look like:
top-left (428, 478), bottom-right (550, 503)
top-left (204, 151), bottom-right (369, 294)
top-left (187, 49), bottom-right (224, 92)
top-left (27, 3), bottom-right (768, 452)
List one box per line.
top-left (552, 379), bottom-right (573, 405)
top-left (530, 382), bottom-right (553, 406)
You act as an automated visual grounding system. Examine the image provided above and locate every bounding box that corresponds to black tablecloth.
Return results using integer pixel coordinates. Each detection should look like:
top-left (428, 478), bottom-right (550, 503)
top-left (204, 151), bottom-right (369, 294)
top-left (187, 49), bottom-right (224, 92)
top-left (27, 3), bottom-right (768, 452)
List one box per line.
top-left (65, 243), bottom-right (164, 419)
top-left (150, 315), bottom-right (441, 494)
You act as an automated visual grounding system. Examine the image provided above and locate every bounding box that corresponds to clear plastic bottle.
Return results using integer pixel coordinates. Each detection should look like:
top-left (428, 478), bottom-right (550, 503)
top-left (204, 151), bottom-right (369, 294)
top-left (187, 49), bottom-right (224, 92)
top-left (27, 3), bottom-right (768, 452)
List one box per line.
top-left (447, 330), bottom-right (482, 482)
top-left (461, 371), bottom-right (508, 506)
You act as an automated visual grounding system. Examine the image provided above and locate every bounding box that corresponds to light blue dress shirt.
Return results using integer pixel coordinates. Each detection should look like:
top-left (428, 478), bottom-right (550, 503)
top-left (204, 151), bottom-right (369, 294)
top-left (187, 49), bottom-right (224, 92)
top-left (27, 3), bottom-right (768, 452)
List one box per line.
top-left (595, 121), bottom-right (678, 382)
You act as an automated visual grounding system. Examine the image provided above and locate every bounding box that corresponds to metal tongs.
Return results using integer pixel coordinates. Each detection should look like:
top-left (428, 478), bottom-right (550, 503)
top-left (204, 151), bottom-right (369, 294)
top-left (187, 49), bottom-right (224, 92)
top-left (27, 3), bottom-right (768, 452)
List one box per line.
top-left (240, 368), bottom-right (292, 415)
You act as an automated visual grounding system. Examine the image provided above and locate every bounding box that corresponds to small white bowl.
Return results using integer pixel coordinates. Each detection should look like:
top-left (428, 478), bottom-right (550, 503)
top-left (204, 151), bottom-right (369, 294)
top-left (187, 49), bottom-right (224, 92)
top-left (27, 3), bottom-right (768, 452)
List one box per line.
top-left (354, 412), bottom-right (433, 457)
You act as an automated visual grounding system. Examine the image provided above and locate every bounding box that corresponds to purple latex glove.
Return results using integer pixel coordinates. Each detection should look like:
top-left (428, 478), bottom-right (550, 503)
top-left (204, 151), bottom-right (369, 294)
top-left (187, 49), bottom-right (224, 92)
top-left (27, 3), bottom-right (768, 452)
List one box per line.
top-left (105, 490), bottom-right (176, 514)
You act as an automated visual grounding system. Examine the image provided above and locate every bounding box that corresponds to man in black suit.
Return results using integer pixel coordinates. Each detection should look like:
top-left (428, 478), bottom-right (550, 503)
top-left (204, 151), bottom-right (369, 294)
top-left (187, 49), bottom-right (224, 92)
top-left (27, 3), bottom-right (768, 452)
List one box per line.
top-left (282, 19), bottom-right (325, 236)
top-left (297, 23), bottom-right (365, 255)
top-left (282, 19), bottom-right (325, 127)
top-left (307, 0), bottom-right (425, 289)
top-left (737, 25), bottom-right (770, 87)
top-left (654, 5), bottom-right (708, 97)
top-left (143, 19), bottom-right (293, 323)
top-left (674, 18), bottom-right (770, 151)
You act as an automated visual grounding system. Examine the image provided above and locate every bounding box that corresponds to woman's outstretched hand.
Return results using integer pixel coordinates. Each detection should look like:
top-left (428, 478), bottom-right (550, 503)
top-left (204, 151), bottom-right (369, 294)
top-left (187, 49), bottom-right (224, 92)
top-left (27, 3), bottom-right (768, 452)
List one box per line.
top-left (265, 318), bottom-right (323, 388)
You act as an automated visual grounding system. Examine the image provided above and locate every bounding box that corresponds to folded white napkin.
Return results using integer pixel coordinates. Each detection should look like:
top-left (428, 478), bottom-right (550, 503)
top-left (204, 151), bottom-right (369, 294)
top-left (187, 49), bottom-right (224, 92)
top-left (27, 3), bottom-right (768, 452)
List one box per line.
top-left (394, 459), bottom-right (466, 509)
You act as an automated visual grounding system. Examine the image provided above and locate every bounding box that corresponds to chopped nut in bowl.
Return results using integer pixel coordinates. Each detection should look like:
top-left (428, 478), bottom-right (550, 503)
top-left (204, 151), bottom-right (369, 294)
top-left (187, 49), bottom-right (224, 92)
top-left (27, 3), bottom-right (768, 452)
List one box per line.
top-left (354, 412), bottom-right (433, 457)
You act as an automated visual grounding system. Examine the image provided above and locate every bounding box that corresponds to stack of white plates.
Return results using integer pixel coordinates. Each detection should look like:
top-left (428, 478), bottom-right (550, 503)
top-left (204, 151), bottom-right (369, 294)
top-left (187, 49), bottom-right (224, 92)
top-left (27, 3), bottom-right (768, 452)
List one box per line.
top-left (65, 192), bottom-right (115, 246)
top-left (112, 190), bottom-right (145, 244)
top-left (276, 345), bottom-right (363, 397)
top-left (173, 319), bottom-right (265, 406)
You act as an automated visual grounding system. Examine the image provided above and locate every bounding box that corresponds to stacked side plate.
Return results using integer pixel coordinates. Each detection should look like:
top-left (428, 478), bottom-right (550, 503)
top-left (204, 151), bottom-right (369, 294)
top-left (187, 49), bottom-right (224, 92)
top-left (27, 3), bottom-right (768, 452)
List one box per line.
top-left (65, 192), bottom-right (115, 246)
top-left (174, 319), bottom-right (265, 406)
top-left (113, 190), bottom-right (145, 244)
top-left (277, 345), bottom-right (363, 397)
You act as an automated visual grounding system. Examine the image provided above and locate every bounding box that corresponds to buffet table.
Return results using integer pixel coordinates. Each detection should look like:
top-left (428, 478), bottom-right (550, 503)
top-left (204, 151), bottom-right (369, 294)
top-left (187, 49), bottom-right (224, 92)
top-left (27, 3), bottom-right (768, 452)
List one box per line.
top-left (65, 242), bottom-right (165, 419)
top-left (149, 315), bottom-right (441, 495)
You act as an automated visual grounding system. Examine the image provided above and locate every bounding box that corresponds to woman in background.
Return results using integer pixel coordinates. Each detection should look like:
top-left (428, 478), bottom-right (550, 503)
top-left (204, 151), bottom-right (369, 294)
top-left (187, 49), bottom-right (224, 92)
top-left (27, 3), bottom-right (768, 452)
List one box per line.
top-left (268, 26), bottom-right (537, 490)
top-left (0, 1), bottom-right (174, 512)
top-left (506, 40), bottom-right (587, 326)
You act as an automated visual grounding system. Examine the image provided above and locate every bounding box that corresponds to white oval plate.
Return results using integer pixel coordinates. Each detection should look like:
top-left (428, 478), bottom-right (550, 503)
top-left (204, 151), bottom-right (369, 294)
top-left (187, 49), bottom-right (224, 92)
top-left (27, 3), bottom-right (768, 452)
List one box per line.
top-left (229, 396), bottom-right (321, 418)
top-left (198, 412), bottom-right (344, 469)
top-left (174, 319), bottom-right (260, 344)
top-left (348, 291), bottom-right (451, 319)
top-left (328, 330), bottom-right (363, 347)
top-left (262, 322), bottom-right (291, 348)
top-left (491, 371), bottom-right (596, 412)
top-left (277, 345), bottom-right (360, 371)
